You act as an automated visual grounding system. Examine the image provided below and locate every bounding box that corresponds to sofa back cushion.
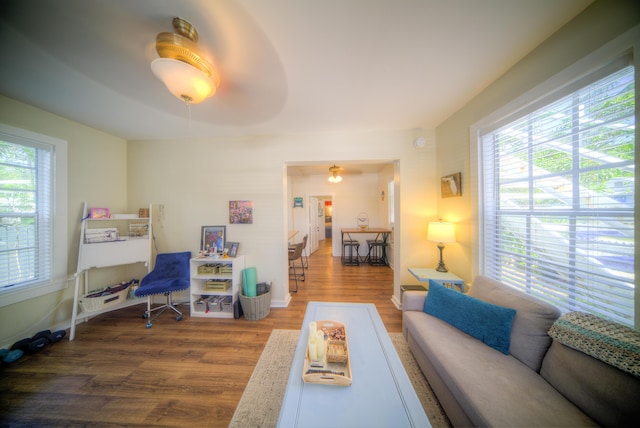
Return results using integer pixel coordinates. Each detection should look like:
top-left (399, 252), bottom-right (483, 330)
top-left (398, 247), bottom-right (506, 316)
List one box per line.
top-left (468, 276), bottom-right (560, 372)
top-left (424, 280), bottom-right (516, 354)
top-left (541, 340), bottom-right (640, 427)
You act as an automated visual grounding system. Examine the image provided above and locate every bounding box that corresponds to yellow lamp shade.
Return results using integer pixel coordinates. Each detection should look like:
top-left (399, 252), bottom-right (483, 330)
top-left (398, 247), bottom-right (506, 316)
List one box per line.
top-left (427, 221), bottom-right (456, 243)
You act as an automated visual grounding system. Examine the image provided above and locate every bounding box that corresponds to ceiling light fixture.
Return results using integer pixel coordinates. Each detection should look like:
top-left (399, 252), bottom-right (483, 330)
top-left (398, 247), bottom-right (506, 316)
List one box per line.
top-left (151, 17), bottom-right (220, 104)
top-left (328, 165), bottom-right (343, 183)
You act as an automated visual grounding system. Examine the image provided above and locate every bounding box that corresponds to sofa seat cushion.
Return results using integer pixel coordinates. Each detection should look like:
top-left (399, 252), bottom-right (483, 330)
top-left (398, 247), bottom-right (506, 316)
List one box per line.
top-left (404, 310), bottom-right (597, 427)
top-left (468, 275), bottom-right (560, 372)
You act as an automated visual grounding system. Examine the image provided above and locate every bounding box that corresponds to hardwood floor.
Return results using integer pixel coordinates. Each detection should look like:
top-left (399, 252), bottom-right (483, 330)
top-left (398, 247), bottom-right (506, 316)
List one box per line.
top-left (0, 238), bottom-right (400, 427)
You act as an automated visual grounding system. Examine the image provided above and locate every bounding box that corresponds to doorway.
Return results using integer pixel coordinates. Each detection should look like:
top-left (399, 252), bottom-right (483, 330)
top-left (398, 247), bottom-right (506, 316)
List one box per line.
top-left (308, 196), bottom-right (319, 254)
top-left (285, 161), bottom-right (400, 295)
top-left (308, 195), bottom-right (332, 256)
top-left (322, 199), bottom-right (332, 241)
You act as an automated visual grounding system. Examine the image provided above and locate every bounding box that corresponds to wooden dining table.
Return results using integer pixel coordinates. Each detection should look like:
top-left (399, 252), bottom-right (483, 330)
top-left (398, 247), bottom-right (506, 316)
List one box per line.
top-left (340, 228), bottom-right (391, 266)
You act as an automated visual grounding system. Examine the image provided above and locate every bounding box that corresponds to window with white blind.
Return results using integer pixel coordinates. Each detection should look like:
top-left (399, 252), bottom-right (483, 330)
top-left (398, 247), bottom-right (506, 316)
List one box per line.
top-left (478, 60), bottom-right (635, 327)
top-left (0, 124), bottom-right (67, 306)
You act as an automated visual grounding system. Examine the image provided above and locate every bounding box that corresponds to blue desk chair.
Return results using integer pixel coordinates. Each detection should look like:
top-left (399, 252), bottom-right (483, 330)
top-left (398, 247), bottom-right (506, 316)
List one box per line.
top-left (135, 251), bottom-right (191, 328)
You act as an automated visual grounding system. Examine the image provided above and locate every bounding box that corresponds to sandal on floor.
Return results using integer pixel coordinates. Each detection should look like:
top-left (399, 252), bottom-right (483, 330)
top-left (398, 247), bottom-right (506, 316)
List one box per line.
top-left (27, 337), bottom-right (48, 352)
top-left (10, 338), bottom-right (33, 351)
top-left (48, 330), bottom-right (66, 343)
top-left (1, 348), bottom-right (24, 364)
top-left (10, 336), bottom-right (48, 353)
top-left (8, 329), bottom-right (63, 354)
top-left (32, 330), bottom-right (52, 342)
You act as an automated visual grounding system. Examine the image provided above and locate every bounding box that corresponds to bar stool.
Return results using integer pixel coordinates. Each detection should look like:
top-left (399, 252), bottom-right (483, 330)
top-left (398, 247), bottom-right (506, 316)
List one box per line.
top-left (366, 239), bottom-right (387, 266)
top-left (301, 234), bottom-right (309, 270)
top-left (288, 235), bottom-right (309, 271)
top-left (342, 240), bottom-right (360, 266)
top-left (288, 242), bottom-right (305, 292)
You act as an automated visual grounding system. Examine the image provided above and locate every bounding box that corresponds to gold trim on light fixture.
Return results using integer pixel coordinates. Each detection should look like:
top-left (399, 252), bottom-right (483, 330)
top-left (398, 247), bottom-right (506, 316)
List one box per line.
top-left (151, 17), bottom-right (220, 104)
top-left (328, 165), bottom-right (343, 183)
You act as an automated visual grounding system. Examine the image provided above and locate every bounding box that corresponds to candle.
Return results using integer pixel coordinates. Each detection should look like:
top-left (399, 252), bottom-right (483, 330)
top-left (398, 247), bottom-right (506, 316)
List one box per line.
top-left (316, 330), bottom-right (325, 359)
top-left (309, 341), bottom-right (318, 361)
top-left (309, 321), bottom-right (317, 343)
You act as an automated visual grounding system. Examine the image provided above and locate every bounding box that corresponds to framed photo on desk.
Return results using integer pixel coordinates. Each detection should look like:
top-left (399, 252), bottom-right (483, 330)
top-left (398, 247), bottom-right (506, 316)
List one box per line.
top-left (225, 242), bottom-right (239, 257)
top-left (202, 225), bottom-right (226, 253)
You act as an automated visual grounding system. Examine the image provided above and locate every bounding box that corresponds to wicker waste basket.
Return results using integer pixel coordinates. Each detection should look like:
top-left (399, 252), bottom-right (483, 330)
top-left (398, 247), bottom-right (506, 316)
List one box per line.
top-left (239, 285), bottom-right (271, 321)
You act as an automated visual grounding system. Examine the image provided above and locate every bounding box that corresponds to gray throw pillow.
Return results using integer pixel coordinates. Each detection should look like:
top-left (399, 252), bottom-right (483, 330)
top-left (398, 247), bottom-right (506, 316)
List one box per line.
top-left (468, 276), bottom-right (560, 372)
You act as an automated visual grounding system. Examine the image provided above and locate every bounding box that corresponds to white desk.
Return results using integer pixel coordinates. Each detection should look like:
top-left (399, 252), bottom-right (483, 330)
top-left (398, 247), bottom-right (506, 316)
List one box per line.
top-left (277, 302), bottom-right (430, 427)
top-left (408, 267), bottom-right (465, 292)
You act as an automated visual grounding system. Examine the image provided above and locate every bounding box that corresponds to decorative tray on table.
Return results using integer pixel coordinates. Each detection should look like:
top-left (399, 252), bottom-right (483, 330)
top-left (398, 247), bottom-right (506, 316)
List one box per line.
top-left (302, 320), bottom-right (352, 386)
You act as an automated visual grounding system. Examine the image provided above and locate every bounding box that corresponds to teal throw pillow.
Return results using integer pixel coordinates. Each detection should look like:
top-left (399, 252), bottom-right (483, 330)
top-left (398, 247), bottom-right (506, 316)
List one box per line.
top-left (423, 280), bottom-right (516, 354)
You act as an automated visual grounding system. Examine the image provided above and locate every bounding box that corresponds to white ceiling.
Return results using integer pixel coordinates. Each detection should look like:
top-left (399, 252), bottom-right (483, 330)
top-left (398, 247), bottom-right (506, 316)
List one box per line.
top-left (0, 0), bottom-right (593, 146)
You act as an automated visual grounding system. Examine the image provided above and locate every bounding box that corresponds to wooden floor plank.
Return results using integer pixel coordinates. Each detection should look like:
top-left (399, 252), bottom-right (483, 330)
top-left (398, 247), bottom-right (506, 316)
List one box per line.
top-left (0, 238), bottom-right (401, 426)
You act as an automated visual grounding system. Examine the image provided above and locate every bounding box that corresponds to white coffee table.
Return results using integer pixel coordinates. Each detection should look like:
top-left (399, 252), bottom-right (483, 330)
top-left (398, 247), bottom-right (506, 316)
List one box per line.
top-left (277, 302), bottom-right (431, 427)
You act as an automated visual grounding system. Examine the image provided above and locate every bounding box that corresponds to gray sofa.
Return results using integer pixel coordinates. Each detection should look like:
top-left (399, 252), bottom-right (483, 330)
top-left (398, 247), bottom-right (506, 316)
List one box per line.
top-left (402, 275), bottom-right (640, 427)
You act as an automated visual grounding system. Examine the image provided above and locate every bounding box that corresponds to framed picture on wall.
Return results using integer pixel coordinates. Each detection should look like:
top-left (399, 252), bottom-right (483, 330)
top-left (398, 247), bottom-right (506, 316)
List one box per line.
top-left (201, 225), bottom-right (226, 253)
top-left (229, 200), bottom-right (253, 224)
top-left (441, 172), bottom-right (461, 198)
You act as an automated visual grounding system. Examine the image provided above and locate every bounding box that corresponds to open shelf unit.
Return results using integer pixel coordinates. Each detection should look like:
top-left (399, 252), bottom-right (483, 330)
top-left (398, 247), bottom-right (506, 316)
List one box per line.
top-left (190, 255), bottom-right (245, 318)
top-left (69, 202), bottom-right (152, 340)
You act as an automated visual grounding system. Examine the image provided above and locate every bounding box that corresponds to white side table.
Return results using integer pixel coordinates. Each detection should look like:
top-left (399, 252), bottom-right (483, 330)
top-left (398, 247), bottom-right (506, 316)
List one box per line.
top-left (408, 267), bottom-right (465, 292)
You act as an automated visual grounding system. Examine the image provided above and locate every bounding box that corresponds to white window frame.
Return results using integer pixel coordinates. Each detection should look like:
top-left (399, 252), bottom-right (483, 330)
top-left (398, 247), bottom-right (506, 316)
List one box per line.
top-left (0, 124), bottom-right (68, 307)
top-left (470, 27), bottom-right (639, 327)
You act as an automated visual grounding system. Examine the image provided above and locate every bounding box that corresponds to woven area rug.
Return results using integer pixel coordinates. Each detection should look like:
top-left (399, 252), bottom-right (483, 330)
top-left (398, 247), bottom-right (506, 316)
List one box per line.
top-left (229, 329), bottom-right (451, 427)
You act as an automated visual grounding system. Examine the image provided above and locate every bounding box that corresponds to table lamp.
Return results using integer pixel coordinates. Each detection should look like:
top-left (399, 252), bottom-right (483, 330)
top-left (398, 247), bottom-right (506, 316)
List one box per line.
top-left (427, 221), bottom-right (456, 272)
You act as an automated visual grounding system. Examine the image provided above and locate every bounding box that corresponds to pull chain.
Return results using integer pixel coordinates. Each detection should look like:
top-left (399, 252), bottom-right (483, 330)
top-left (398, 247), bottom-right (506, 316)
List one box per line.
top-left (181, 95), bottom-right (193, 129)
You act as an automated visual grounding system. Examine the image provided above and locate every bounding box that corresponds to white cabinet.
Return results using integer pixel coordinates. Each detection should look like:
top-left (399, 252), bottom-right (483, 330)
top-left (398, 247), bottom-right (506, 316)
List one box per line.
top-left (190, 256), bottom-right (245, 318)
top-left (70, 203), bottom-right (152, 340)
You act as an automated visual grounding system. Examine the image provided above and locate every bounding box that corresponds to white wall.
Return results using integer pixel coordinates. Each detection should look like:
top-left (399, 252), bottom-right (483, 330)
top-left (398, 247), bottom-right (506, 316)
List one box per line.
top-left (290, 172), bottom-right (384, 257)
top-left (379, 164), bottom-right (396, 267)
top-left (127, 129), bottom-right (438, 307)
top-left (435, 0), bottom-right (640, 287)
top-left (0, 94), bottom-right (130, 346)
top-left (6, 2), bottom-right (630, 344)
top-left (288, 164), bottom-right (396, 269)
